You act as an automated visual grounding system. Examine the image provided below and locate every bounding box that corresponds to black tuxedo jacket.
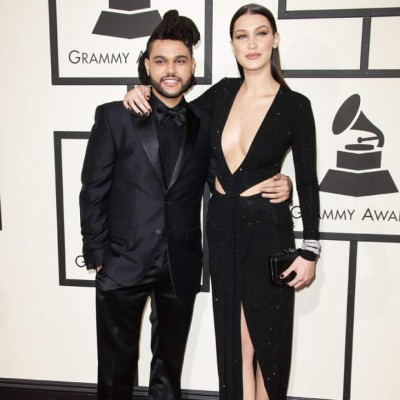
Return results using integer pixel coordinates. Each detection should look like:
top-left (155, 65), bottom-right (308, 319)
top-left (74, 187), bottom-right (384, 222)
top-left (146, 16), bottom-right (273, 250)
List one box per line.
top-left (80, 99), bottom-right (213, 295)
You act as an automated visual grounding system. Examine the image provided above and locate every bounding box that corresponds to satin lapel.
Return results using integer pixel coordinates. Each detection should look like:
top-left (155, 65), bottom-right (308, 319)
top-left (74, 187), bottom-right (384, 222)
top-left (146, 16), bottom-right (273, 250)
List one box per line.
top-left (131, 114), bottom-right (165, 186)
top-left (168, 106), bottom-right (200, 190)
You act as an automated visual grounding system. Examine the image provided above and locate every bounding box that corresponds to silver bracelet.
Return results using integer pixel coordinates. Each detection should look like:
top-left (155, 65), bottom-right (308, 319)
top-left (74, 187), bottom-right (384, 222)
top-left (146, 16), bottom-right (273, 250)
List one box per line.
top-left (301, 239), bottom-right (321, 255)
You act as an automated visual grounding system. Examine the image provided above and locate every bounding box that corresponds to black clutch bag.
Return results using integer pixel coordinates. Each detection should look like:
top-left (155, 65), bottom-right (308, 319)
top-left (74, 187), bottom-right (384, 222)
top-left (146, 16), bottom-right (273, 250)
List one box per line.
top-left (268, 249), bottom-right (300, 285)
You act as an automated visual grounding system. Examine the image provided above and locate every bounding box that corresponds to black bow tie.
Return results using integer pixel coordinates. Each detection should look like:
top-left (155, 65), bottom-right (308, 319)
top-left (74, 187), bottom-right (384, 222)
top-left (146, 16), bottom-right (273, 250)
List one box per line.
top-left (155, 104), bottom-right (186, 127)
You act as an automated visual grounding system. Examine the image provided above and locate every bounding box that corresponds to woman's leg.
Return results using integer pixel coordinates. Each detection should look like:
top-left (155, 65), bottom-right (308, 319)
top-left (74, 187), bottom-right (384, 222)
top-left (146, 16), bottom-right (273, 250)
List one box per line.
top-left (241, 305), bottom-right (270, 400)
top-left (255, 363), bottom-right (269, 400)
top-left (241, 305), bottom-right (256, 399)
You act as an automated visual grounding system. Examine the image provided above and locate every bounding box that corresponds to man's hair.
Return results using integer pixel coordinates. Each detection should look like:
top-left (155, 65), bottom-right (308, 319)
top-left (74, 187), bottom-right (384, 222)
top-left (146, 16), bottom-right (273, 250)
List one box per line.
top-left (138, 10), bottom-right (200, 85)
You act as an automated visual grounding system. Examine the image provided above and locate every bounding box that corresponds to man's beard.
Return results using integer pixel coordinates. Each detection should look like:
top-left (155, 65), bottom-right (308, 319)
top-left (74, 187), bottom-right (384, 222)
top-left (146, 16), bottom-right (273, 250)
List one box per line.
top-left (149, 74), bottom-right (194, 99)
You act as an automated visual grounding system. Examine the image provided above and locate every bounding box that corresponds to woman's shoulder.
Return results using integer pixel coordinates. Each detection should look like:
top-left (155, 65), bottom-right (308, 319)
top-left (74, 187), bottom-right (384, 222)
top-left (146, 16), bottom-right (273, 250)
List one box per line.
top-left (221, 77), bottom-right (242, 85)
top-left (280, 86), bottom-right (311, 108)
top-left (212, 77), bottom-right (242, 91)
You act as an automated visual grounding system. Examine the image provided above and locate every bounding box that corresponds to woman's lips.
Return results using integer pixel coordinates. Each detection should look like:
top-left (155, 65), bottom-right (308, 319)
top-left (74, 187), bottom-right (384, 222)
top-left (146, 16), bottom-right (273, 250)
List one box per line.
top-left (246, 53), bottom-right (260, 60)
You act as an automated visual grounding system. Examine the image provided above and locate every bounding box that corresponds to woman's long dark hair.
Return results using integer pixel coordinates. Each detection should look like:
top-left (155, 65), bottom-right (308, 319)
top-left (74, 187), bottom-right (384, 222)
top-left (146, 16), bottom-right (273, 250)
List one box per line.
top-left (230, 3), bottom-right (289, 89)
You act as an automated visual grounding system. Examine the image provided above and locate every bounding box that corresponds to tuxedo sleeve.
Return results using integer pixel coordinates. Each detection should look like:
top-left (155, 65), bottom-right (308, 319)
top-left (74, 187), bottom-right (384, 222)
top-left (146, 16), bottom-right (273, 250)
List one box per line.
top-left (79, 105), bottom-right (115, 269)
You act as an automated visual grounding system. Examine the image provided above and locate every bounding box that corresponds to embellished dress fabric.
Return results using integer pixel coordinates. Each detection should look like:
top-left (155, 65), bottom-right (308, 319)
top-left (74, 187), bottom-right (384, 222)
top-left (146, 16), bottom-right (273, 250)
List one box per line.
top-left (193, 78), bottom-right (319, 400)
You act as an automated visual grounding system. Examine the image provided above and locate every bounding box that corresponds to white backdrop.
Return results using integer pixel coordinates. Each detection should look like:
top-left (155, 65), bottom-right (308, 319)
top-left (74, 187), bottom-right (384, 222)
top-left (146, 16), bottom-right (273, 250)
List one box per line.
top-left (1, 1), bottom-right (399, 399)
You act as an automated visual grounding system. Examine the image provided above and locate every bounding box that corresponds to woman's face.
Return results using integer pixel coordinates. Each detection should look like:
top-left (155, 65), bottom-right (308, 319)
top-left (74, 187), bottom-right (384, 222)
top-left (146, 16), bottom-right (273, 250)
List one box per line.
top-left (231, 13), bottom-right (279, 74)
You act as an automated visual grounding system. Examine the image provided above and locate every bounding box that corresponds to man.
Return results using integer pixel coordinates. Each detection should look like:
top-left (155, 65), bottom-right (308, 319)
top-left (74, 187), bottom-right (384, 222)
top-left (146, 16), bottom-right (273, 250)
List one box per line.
top-left (80, 10), bottom-right (291, 400)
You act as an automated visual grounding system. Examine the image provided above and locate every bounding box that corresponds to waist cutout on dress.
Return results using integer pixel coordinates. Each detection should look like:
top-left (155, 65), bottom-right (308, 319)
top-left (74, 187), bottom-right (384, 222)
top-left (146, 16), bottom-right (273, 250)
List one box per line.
top-left (217, 166), bottom-right (280, 196)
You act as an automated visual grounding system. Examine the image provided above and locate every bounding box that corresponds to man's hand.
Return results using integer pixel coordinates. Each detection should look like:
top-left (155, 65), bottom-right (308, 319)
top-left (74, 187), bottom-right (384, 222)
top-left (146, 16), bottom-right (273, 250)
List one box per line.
top-left (259, 173), bottom-right (292, 203)
top-left (123, 85), bottom-right (152, 115)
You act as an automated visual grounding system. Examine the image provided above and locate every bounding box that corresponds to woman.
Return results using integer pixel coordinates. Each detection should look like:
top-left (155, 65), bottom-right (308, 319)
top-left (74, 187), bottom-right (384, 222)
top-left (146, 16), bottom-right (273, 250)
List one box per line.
top-left (124, 4), bottom-right (320, 399)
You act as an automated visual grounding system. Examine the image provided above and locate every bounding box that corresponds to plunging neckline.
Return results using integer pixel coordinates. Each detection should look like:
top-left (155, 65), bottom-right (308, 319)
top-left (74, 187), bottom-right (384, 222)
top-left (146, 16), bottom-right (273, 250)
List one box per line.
top-left (220, 84), bottom-right (282, 176)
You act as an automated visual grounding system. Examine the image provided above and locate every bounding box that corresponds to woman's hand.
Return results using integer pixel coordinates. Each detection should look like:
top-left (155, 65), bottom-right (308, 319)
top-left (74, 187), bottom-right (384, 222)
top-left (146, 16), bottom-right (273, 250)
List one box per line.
top-left (259, 173), bottom-right (292, 203)
top-left (282, 256), bottom-right (316, 290)
top-left (123, 85), bottom-right (152, 115)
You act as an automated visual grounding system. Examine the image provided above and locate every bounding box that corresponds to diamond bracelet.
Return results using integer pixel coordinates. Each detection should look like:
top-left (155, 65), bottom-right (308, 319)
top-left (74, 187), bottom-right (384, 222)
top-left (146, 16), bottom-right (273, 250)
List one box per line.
top-left (301, 239), bottom-right (321, 255)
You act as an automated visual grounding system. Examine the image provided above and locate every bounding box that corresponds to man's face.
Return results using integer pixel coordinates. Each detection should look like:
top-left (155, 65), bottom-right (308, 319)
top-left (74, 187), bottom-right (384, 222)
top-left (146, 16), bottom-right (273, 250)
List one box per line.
top-left (145, 40), bottom-right (196, 104)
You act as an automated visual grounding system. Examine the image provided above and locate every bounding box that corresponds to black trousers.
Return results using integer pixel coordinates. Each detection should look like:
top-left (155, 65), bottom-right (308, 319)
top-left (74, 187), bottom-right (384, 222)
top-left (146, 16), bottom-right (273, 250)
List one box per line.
top-left (95, 242), bottom-right (196, 400)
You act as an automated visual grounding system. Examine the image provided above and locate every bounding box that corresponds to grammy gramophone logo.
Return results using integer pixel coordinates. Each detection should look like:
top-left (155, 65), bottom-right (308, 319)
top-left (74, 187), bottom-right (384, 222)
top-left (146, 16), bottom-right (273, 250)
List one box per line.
top-left (93, 0), bottom-right (162, 39)
top-left (320, 94), bottom-right (398, 197)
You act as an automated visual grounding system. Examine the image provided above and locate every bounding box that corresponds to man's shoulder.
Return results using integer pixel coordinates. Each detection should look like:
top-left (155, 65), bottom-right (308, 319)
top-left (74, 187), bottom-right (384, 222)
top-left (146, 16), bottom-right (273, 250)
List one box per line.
top-left (94, 101), bottom-right (134, 126)
top-left (97, 100), bottom-right (128, 115)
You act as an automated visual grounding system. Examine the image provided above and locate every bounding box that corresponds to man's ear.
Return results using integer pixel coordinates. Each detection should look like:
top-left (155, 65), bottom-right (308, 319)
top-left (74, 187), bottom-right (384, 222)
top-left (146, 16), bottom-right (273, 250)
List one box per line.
top-left (144, 58), bottom-right (150, 76)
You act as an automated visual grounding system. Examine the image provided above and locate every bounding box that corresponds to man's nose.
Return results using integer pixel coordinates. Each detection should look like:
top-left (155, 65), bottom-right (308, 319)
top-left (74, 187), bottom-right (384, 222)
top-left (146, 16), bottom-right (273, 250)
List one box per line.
top-left (165, 60), bottom-right (177, 74)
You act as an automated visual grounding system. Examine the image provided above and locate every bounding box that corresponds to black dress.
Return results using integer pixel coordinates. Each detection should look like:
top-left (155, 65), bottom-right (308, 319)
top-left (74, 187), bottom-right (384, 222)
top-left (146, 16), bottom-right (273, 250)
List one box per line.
top-left (194, 78), bottom-right (319, 400)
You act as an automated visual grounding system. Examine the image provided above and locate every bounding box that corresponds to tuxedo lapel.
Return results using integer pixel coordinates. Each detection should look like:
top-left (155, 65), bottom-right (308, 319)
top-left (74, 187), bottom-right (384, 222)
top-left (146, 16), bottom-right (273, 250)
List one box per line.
top-left (168, 107), bottom-right (200, 190)
top-left (132, 114), bottom-right (165, 186)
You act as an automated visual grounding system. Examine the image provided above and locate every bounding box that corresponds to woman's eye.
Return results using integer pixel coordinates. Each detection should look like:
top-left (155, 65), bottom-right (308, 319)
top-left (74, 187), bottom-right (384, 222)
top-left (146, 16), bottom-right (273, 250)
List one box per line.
top-left (236, 34), bottom-right (247, 40)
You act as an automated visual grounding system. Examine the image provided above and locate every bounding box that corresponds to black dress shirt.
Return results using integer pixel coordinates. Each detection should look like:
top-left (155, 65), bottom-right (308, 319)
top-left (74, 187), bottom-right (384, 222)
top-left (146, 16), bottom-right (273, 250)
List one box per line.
top-left (151, 95), bottom-right (186, 186)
